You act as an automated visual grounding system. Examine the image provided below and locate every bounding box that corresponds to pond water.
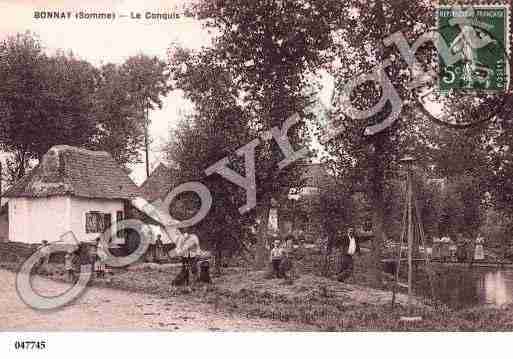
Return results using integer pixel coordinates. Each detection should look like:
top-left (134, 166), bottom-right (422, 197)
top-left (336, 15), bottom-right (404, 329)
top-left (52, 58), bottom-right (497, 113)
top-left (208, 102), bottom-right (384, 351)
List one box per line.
top-left (416, 267), bottom-right (513, 309)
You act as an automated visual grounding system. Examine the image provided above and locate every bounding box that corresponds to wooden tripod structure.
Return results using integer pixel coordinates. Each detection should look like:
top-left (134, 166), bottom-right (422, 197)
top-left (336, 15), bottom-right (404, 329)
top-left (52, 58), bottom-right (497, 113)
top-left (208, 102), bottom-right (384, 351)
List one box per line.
top-left (392, 156), bottom-right (431, 317)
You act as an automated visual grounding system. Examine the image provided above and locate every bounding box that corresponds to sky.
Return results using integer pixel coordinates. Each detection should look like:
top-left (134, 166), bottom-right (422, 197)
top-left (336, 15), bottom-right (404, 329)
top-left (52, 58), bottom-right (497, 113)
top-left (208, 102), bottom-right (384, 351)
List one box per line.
top-left (0, 0), bottom-right (414, 189)
top-left (0, 0), bottom-right (336, 186)
top-left (0, 0), bottom-right (211, 184)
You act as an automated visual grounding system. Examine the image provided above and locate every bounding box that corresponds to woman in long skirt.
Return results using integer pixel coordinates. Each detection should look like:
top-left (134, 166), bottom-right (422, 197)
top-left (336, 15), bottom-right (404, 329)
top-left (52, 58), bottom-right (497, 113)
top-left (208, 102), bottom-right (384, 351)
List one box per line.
top-left (474, 235), bottom-right (485, 261)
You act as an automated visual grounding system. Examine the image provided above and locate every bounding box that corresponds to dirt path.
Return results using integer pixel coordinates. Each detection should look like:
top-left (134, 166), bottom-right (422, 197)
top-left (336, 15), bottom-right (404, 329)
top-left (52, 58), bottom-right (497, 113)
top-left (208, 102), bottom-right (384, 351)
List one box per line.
top-left (0, 270), bottom-right (307, 331)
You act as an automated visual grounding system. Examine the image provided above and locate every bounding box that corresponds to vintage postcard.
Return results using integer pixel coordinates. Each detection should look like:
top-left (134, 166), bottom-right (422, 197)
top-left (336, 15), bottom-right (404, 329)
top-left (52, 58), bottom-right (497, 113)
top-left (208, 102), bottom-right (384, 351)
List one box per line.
top-left (0, 0), bottom-right (512, 357)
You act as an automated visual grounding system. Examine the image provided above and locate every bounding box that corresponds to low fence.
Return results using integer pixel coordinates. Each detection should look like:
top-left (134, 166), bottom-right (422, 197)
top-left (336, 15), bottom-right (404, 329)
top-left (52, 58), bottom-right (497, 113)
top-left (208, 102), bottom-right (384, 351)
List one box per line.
top-left (0, 241), bottom-right (39, 263)
top-left (0, 241), bottom-right (72, 264)
top-left (0, 241), bottom-right (135, 267)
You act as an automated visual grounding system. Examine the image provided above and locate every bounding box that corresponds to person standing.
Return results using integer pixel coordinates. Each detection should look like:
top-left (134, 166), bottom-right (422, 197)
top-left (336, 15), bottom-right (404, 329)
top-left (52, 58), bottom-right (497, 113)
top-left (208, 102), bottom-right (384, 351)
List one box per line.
top-left (64, 250), bottom-right (75, 283)
top-left (94, 238), bottom-right (106, 278)
top-left (432, 237), bottom-right (441, 261)
top-left (89, 240), bottom-right (98, 277)
top-left (337, 227), bottom-right (360, 282)
top-left (456, 233), bottom-right (468, 263)
top-left (78, 242), bottom-right (92, 278)
top-left (474, 233), bottom-right (485, 261)
top-left (145, 228), bottom-right (157, 263)
top-left (172, 256), bottom-right (190, 286)
top-left (185, 233), bottom-right (200, 281)
top-left (173, 232), bottom-right (200, 284)
top-left (155, 235), bottom-right (163, 264)
top-left (280, 236), bottom-right (295, 282)
top-left (270, 239), bottom-right (283, 278)
top-left (37, 240), bottom-right (50, 274)
top-left (440, 236), bottom-right (451, 262)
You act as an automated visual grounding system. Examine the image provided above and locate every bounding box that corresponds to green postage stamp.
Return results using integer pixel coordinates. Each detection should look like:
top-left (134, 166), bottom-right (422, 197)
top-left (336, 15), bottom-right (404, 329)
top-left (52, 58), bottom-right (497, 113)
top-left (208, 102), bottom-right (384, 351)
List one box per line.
top-left (437, 4), bottom-right (510, 92)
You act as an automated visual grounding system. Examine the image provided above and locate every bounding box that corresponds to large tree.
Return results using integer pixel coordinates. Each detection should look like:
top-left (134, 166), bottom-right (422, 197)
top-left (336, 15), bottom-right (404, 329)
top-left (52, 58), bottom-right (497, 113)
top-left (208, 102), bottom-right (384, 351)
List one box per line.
top-left (122, 54), bottom-right (170, 178)
top-left (166, 46), bottom-right (255, 268)
top-left (321, 0), bottom-right (435, 285)
top-left (0, 32), bottom-right (170, 183)
top-left (0, 32), bottom-right (98, 180)
top-left (92, 63), bottom-right (145, 165)
top-left (194, 0), bottom-right (344, 268)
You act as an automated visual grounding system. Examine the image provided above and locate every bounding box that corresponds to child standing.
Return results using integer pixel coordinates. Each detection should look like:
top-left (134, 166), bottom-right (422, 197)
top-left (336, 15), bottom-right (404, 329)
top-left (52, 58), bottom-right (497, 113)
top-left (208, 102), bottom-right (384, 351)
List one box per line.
top-left (94, 238), bottom-right (106, 278)
top-left (65, 250), bottom-right (77, 283)
top-left (89, 241), bottom-right (97, 276)
top-left (270, 240), bottom-right (283, 278)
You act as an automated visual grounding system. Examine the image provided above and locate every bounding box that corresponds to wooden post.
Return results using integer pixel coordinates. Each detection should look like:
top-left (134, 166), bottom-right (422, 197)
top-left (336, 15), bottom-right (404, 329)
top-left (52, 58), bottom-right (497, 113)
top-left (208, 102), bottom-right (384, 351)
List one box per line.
top-left (0, 161), bottom-right (2, 207)
top-left (407, 163), bottom-right (413, 314)
top-left (144, 100), bottom-right (150, 179)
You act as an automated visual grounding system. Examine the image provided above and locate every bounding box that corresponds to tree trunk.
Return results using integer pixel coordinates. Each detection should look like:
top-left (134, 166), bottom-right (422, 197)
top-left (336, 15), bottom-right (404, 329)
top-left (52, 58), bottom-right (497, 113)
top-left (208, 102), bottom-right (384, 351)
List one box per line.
top-left (368, 136), bottom-right (386, 288)
top-left (254, 198), bottom-right (271, 269)
top-left (366, 0), bottom-right (388, 289)
top-left (214, 239), bottom-right (222, 275)
top-left (0, 161), bottom-right (2, 203)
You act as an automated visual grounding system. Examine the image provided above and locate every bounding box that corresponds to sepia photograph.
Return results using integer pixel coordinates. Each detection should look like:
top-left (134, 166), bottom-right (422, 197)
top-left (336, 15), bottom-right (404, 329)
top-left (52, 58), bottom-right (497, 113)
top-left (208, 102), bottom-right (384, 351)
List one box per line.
top-left (0, 0), bottom-right (512, 356)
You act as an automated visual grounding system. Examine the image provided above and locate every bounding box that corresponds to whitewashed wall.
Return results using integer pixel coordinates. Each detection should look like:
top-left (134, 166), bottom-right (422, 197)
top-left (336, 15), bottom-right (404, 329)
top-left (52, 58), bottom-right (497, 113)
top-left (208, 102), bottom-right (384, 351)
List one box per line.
top-left (69, 197), bottom-right (125, 244)
top-left (9, 196), bottom-right (126, 244)
top-left (9, 196), bottom-right (71, 244)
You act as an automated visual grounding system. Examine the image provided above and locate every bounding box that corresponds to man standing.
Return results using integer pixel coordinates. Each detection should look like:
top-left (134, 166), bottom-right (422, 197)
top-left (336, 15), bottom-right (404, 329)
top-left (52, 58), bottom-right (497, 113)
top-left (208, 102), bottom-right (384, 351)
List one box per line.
top-left (456, 233), bottom-right (468, 263)
top-left (337, 227), bottom-right (360, 282)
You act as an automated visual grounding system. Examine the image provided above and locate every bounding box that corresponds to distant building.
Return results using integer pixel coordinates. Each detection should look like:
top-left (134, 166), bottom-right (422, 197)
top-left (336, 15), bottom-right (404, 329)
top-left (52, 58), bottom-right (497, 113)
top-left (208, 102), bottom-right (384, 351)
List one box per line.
top-left (3, 145), bottom-right (139, 244)
top-left (279, 163), bottom-right (335, 240)
top-left (427, 178), bottom-right (447, 192)
top-left (138, 163), bottom-right (177, 204)
top-left (278, 163), bottom-right (372, 241)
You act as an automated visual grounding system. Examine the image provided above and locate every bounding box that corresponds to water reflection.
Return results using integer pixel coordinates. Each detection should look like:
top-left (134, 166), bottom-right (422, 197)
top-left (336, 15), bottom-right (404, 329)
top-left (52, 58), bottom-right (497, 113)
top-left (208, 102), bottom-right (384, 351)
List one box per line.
top-left (418, 268), bottom-right (513, 309)
top-left (482, 271), bottom-right (513, 306)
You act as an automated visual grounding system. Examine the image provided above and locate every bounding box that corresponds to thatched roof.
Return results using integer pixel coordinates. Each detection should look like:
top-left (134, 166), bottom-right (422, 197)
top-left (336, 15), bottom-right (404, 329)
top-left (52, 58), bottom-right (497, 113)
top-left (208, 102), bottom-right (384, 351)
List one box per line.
top-left (3, 145), bottom-right (139, 200)
top-left (139, 163), bottom-right (176, 203)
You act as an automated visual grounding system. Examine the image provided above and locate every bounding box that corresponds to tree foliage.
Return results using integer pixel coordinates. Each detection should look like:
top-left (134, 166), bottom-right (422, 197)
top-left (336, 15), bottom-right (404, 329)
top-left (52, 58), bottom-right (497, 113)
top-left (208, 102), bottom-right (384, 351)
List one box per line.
top-left (0, 32), bottom-right (98, 178)
top-left (193, 0), bottom-right (347, 267)
top-left (165, 46), bottom-right (254, 265)
top-left (0, 33), bottom-right (170, 184)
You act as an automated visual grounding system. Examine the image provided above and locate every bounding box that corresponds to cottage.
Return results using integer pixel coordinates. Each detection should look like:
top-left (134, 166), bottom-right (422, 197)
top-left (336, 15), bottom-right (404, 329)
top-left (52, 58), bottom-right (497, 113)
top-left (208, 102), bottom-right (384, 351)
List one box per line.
top-left (3, 145), bottom-right (139, 244)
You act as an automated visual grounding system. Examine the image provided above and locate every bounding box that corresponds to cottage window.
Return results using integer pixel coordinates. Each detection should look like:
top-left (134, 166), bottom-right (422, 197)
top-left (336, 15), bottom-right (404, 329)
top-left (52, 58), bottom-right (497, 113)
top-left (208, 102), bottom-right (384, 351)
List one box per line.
top-left (85, 212), bottom-right (112, 234)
